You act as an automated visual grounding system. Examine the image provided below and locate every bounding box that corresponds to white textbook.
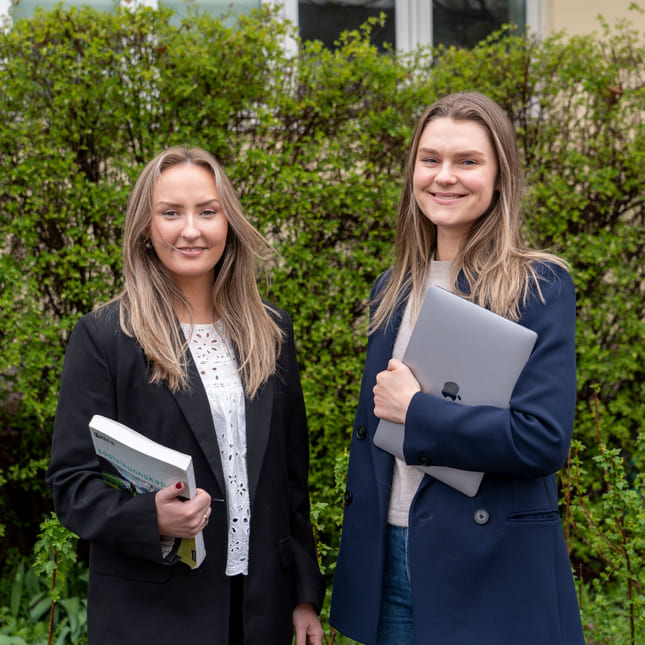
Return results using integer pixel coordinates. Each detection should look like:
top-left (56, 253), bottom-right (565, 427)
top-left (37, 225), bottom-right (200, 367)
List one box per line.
top-left (89, 414), bottom-right (206, 568)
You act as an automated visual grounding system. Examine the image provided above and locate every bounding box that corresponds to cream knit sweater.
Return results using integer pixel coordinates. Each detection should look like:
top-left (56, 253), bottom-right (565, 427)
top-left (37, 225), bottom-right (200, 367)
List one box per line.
top-left (387, 259), bottom-right (454, 527)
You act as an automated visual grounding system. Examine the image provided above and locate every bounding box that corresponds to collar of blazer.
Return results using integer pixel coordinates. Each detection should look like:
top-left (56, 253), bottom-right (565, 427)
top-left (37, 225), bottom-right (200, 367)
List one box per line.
top-left (370, 267), bottom-right (470, 339)
top-left (171, 346), bottom-right (273, 506)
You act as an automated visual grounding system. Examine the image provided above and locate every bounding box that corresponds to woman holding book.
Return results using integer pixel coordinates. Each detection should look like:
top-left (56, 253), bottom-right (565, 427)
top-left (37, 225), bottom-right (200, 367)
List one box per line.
top-left (47, 147), bottom-right (325, 645)
top-left (330, 92), bottom-right (584, 644)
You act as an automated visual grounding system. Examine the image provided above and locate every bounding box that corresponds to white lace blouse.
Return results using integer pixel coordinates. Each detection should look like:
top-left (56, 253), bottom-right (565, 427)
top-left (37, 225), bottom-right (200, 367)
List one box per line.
top-left (181, 321), bottom-right (250, 576)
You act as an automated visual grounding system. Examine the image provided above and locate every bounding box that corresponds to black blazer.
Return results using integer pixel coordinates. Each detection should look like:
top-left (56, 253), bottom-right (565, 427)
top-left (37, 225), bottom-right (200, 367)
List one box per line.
top-left (47, 301), bottom-right (324, 645)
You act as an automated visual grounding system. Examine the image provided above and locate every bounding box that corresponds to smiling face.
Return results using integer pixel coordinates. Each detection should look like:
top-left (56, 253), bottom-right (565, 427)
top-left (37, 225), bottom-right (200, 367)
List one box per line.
top-left (148, 162), bottom-right (228, 295)
top-left (413, 117), bottom-right (498, 260)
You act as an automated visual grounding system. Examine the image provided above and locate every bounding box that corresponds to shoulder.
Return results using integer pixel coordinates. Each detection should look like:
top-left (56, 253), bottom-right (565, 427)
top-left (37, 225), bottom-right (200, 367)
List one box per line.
top-left (69, 300), bottom-right (124, 345)
top-left (264, 303), bottom-right (297, 349)
top-left (532, 260), bottom-right (572, 283)
top-left (520, 261), bottom-right (576, 332)
top-left (529, 261), bottom-right (575, 305)
top-left (264, 302), bottom-right (292, 331)
top-left (61, 300), bottom-right (137, 377)
top-left (91, 299), bottom-right (122, 323)
top-left (371, 269), bottom-right (393, 298)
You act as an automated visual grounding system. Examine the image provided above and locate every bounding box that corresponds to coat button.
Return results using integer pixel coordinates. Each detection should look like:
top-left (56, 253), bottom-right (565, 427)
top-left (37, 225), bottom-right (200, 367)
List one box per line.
top-left (474, 509), bottom-right (490, 525)
top-left (356, 425), bottom-right (367, 440)
top-left (418, 455), bottom-right (432, 467)
top-left (343, 491), bottom-right (353, 506)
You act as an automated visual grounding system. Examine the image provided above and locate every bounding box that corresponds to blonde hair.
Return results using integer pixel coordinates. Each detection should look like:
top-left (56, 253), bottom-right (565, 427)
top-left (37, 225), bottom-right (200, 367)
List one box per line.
top-left (116, 146), bottom-right (282, 397)
top-left (371, 91), bottom-right (567, 331)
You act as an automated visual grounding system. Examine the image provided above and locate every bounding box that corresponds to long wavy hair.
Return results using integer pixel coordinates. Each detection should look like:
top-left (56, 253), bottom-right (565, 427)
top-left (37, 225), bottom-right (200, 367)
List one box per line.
top-left (371, 91), bottom-right (567, 332)
top-left (115, 146), bottom-right (282, 397)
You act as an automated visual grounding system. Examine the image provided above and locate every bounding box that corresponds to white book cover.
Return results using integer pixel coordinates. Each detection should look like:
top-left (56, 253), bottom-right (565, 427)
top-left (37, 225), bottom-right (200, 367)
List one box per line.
top-left (89, 414), bottom-right (206, 568)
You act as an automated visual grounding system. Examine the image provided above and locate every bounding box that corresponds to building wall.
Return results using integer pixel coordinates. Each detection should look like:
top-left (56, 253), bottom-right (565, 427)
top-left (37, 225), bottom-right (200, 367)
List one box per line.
top-left (545, 0), bottom-right (645, 36)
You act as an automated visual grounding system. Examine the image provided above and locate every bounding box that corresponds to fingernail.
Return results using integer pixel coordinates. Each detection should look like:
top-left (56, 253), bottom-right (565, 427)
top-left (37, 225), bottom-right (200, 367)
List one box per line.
top-left (175, 482), bottom-right (183, 489)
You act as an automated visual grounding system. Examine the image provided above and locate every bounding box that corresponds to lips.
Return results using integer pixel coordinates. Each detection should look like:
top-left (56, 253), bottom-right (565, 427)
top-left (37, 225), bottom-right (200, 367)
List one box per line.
top-left (431, 192), bottom-right (466, 203)
top-left (432, 192), bottom-right (464, 198)
top-left (176, 247), bottom-right (207, 255)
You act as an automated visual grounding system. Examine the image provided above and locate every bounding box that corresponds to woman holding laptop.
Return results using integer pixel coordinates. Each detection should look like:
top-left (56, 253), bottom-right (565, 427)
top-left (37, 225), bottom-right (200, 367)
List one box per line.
top-left (330, 92), bottom-right (584, 644)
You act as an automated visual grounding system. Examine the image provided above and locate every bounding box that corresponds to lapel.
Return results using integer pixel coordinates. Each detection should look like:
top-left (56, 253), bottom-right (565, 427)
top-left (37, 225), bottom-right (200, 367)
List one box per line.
top-left (172, 354), bottom-right (226, 497)
top-left (172, 341), bottom-right (274, 506)
top-left (229, 338), bottom-right (274, 506)
top-left (369, 287), bottom-right (410, 512)
top-left (371, 280), bottom-right (409, 381)
top-left (244, 380), bottom-right (273, 505)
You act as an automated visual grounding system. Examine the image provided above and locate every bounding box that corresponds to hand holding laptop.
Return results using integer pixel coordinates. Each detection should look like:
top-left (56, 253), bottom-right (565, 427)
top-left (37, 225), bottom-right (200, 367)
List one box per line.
top-left (373, 358), bottom-right (421, 425)
top-left (373, 285), bottom-right (538, 497)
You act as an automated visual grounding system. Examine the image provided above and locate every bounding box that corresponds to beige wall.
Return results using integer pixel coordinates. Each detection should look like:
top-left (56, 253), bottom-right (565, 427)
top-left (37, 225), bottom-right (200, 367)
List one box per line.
top-left (544, 0), bottom-right (645, 36)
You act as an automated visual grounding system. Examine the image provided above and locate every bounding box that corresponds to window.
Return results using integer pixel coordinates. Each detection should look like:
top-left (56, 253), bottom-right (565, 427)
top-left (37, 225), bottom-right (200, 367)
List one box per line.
top-left (432, 0), bottom-right (526, 49)
top-left (298, 0), bottom-right (395, 51)
top-left (159, 0), bottom-right (260, 22)
top-left (3, 0), bottom-right (260, 23)
top-left (2, 0), bottom-right (541, 50)
top-left (8, 0), bottom-right (116, 20)
top-left (289, 0), bottom-right (539, 52)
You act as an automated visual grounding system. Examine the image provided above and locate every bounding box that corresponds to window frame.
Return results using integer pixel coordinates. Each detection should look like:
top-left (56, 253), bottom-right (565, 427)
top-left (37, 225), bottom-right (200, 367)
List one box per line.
top-left (283, 0), bottom-right (543, 51)
top-left (1, 0), bottom-right (544, 48)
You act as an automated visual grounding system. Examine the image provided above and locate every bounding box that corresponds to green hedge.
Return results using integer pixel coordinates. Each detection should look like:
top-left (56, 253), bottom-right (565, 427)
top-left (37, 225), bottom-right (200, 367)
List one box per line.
top-left (0, 4), bottom-right (643, 642)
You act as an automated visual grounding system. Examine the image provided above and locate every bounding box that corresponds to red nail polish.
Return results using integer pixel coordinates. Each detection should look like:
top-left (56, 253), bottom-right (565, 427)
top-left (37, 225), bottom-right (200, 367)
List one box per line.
top-left (175, 482), bottom-right (182, 489)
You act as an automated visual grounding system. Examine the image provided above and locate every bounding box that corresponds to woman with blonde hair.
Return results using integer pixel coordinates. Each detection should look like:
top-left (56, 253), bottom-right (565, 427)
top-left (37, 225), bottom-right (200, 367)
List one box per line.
top-left (330, 92), bottom-right (584, 644)
top-left (48, 146), bottom-right (325, 645)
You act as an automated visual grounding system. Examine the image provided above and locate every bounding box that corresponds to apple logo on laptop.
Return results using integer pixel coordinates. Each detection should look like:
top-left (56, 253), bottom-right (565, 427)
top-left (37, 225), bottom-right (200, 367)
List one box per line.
top-left (441, 381), bottom-right (461, 401)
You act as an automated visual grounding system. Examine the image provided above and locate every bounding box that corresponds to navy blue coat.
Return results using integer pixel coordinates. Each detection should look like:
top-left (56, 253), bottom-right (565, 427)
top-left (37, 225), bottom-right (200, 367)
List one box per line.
top-left (330, 263), bottom-right (585, 645)
top-left (47, 301), bottom-right (324, 645)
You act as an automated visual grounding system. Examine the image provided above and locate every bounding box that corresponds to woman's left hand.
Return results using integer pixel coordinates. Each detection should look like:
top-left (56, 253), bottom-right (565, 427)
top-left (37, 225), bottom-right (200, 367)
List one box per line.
top-left (373, 358), bottom-right (421, 424)
top-left (292, 602), bottom-right (324, 645)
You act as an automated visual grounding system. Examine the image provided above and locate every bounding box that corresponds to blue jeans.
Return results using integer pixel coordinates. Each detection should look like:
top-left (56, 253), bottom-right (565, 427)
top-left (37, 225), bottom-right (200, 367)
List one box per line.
top-left (377, 524), bottom-right (414, 645)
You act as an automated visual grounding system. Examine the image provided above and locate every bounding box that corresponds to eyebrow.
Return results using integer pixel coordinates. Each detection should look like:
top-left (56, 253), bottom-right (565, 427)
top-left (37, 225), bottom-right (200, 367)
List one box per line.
top-left (417, 147), bottom-right (487, 157)
top-left (155, 198), bottom-right (221, 209)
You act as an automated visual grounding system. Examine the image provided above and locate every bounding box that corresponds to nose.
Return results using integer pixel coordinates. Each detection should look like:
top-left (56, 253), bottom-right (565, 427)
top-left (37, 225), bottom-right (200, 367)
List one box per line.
top-left (435, 162), bottom-right (456, 184)
top-left (180, 213), bottom-right (200, 239)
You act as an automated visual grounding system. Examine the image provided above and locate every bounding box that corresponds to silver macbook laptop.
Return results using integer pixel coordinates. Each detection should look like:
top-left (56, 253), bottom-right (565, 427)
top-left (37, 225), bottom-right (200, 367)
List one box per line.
top-left (373, 285), bottom-right (538, 497)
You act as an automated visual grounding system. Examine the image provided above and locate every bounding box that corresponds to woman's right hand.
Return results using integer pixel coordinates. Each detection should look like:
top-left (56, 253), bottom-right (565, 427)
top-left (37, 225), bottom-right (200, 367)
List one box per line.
top-left (155, 482), bottom-right (211, 538)
top-left (373, 358), bottom-right (421, 424)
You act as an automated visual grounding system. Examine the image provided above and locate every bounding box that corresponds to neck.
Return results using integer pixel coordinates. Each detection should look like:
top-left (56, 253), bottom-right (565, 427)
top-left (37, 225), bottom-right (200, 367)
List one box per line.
top-left (435, 232), bottom-right (462, 262)
top-left (175, 280), bottom-right (215, 324)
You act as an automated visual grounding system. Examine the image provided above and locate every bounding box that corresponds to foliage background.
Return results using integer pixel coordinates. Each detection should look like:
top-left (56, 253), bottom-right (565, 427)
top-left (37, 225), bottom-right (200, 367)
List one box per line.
top-left (0, 4), bottom-right (643, 643)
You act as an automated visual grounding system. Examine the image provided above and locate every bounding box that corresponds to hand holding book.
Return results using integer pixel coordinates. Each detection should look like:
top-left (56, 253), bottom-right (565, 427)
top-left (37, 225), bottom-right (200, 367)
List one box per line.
top-left (155, 480), bottom-right (212, 539)
top-left (88, 414), bottom-right (207, 568)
